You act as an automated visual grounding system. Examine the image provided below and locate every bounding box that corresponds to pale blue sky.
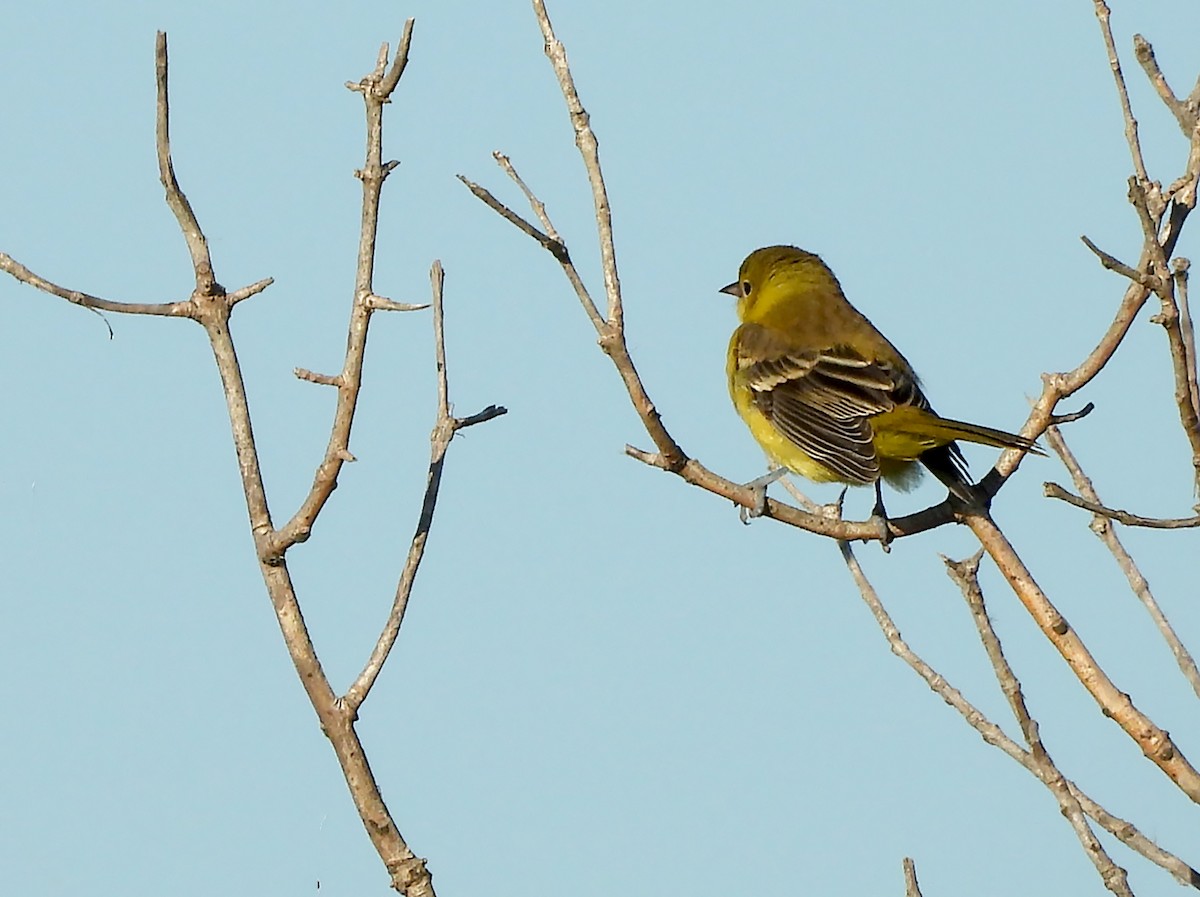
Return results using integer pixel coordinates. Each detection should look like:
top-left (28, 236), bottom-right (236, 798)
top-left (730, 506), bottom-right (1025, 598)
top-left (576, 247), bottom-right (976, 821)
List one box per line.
top-left (2, 1), bottom-right (1197, 895)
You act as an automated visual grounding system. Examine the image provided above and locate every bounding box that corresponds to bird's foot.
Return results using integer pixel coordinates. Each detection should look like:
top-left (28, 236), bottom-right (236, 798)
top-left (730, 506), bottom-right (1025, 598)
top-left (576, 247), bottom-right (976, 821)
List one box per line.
top-left (738, 467), bottom-right (787, 524)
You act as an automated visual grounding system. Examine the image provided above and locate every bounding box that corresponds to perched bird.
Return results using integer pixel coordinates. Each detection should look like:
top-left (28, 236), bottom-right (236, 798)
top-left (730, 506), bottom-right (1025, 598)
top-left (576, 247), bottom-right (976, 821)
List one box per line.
top-left (721, 245), bottom-right (1040, 519)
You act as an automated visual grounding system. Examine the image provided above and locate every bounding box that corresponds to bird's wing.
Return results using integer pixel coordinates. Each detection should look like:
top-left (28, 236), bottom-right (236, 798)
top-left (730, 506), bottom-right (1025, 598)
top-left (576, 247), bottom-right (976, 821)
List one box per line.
top-left (733, 323), bottom-right (925, 484)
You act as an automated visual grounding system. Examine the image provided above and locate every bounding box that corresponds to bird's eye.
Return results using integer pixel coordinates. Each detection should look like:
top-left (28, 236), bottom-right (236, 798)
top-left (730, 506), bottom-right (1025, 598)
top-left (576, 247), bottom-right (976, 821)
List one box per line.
top-left (742, 280), bottom-right (752, 295)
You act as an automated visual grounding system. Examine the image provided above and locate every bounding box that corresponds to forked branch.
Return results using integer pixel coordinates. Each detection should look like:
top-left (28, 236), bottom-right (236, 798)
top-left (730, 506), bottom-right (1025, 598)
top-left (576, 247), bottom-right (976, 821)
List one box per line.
top-left (1, 23), bottom-right (509, 896)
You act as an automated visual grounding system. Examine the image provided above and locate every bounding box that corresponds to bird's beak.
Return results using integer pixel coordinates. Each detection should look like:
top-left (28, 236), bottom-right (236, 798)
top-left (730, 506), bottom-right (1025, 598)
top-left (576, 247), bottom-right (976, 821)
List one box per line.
top-left (719, 280), bottom-right (743, 298)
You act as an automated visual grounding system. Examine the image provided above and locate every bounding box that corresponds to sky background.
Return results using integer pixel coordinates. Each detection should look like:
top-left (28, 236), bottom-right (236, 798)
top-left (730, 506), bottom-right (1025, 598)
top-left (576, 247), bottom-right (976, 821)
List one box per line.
top-left (2, 1), bottom-right (1197, 895)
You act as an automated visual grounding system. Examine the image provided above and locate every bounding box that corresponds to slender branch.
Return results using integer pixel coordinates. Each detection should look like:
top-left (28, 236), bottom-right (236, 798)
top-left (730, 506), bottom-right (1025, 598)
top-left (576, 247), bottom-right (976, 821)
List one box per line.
top-left (492, 151), bottom-right (607, 332)
top-left (903, 858), bottom-right (923, 897)
top-left (945, 553), bottom-right (1133, 896)
top-left (1130, 177), bottom-right (1170, 270)
top-left (1045, 425), bottom-right (1200, 700)
top-left (155, 32), bottom-right (219, 297)
top-left (344, 261), bottom-right (507, 712)
top-left (1150, 286), bottom-right (1200, 494)
top-left (295, 368), bottom-right (344, 387)
top-left (1005, 3), bottom-right (1198, 491)
top-left (379, 19), bottom-right (415, 96)
top-left (1134, 33), bottom-right (1196, 135)
top-left (269, 21), bottom-right (417, 557)
top-left (1093, 2), bottom-right (1151, 187)
top-left (0, 252), bottom-right (192, 322)
top-left (493, 153), bottom-right (567, 249)
top-left (197, 303), bottom-right (275, 539)
top-left (1044, 482), bottom-right (1200, 528)
top-left (432, 261), bottom-right (451, 419)
top-left (1080, 235), bottom-right (1162, 290)
top-left (1176, 259), bottom-right (1200, 423)
top-left (840, 542), bottom-right (1200, 888)
top-left (531, 0), bottom-right (622, 327)
top-left (967, 510), bottom-right (1200, 801)
top-left (366, 294), bottom-right (428, 312)
top-left (456, 175), bottom-right (568, 261)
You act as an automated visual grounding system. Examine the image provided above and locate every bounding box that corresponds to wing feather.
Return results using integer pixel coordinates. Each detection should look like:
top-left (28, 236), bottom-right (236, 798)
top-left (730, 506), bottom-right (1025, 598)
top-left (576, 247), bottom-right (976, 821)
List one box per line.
top-left (733, 323), bottom-right (967, 484)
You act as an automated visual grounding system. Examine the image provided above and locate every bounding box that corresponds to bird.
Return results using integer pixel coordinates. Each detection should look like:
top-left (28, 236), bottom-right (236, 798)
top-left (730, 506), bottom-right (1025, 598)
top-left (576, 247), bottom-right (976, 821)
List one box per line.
top-left (721, 245), bottom-right (1041, 523)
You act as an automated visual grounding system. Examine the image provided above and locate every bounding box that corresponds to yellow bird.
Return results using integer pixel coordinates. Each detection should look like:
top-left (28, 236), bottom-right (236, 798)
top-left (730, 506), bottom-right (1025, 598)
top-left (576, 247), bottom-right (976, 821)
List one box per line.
top-left (721, 245), bottom-right (1040, 517)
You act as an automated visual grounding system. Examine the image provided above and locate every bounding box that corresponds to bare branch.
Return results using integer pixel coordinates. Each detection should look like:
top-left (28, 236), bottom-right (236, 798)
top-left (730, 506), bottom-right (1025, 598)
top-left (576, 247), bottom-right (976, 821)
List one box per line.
top-left (1092, 2), bottom-right (1151, 186)
top-left (432, 261), bottom-right (451, 419)
top-left (493, 152), bottom-right (565, 246)
top-left (1149, 277), bottom-right (1200, 492)
top-left (1044, 482), bottom-right (1200, 528)
top-left (1176, 259), bottom-right (1200, 423)
top-left (531, 0), bottom-right (623, 326)
top-left (366, 294), bottom-right (428, 312)
top-left (155, 32), bottom-right (220, 297)
top-left (842, 542), bottom-right (1200, 887)
top-left (227, 277), bottom-right (275, 307)
top-left (945, 553), bottom-right (1133, 896)
top-left (1134, 33), bottom-right (1196, 135)
top-left (270, 25), bottom-right (416, 555)
top-left (294, 368), bottom-right (344, 387)
top-left (1080, 235), bottom-right (1162, 289)
top-left (380, 19), bottom-right (416, 96)
top-left (0, 252), bottom-right (192, 321)
top-left (903, 858), bottom-right (923, 897)
top-left (344, 262), bottom-right (506, 711)
top-left (456, 175), bottom-right (569, 261)
top-left (967, 510), bottom-right (1200, 801)
top-left (1048, 402), bottom-right (1096, 426)
top-left (1129, 177), bottom-right (1170, 269)
top-left (1045, 426), bottom-right (1200, 700)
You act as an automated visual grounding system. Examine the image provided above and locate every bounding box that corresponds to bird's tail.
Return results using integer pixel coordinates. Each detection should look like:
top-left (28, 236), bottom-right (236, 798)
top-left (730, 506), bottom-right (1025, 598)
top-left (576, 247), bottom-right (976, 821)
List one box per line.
top-left (919, 416), bottom-right (1043, 504)
top-left (930, 416), bottom-right (1044, 455)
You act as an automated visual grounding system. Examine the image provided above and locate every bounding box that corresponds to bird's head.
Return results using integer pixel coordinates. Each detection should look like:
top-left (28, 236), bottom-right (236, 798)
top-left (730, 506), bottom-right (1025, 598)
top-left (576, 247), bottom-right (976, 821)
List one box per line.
top-left (719, 245), bottom-right (838, 323)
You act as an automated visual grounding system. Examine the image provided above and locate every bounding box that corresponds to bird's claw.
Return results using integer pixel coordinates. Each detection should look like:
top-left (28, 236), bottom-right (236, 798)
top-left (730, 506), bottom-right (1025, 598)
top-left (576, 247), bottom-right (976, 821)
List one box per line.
top-left (737, 467), bottom-right (786, 524)
top-left (739, 483), bottom-right (770, 524)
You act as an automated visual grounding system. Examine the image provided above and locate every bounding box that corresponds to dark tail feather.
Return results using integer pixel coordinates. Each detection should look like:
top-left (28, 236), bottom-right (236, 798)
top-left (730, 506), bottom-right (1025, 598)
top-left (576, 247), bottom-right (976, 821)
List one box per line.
top-left (920, 443), bottom-right (978, 504)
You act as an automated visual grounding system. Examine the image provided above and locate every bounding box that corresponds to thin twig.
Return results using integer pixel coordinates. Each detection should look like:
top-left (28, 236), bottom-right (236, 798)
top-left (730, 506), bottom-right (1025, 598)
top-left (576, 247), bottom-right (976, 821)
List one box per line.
top-left (455, 175), bottom-right (570, 262)
top-left (1129, 177), bottom-right (1170, 271)
top-left (903, 858), bottom-right (923, 897)
top-left (155, 32), bottom-right (219, 296)
top-left (432, 262), bottom-right (451, 419)
top-left (1080, 235), bottom-right (1162, 290)
top-left (366, 294), bottom-right (428, 313)
top-left (294, 368), bottom-right (344, 387)
top-left (1093, 2), bottom-right (1151, 187)
top-left (1176, 260), bottom-right (1200, 423)
top-left (1044, 483), bottom-right (1200, 528)
top-left (945, 553), bottom-right (1133, 896)
top-left (531, 0), bottom-right (622, 327)
top-left (0, 252), bottom-right (192, 321)
top-left (1045, 426), bottom-right (1200, 700)
top-left (494, 152), bottom-right (560, 240)
top-left (380, 19), bottom-right (415, 96)
top-left (1134, 33), bottom-right (1196, 135)
top-left (1149, 286), bottom-right (1200, 494)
